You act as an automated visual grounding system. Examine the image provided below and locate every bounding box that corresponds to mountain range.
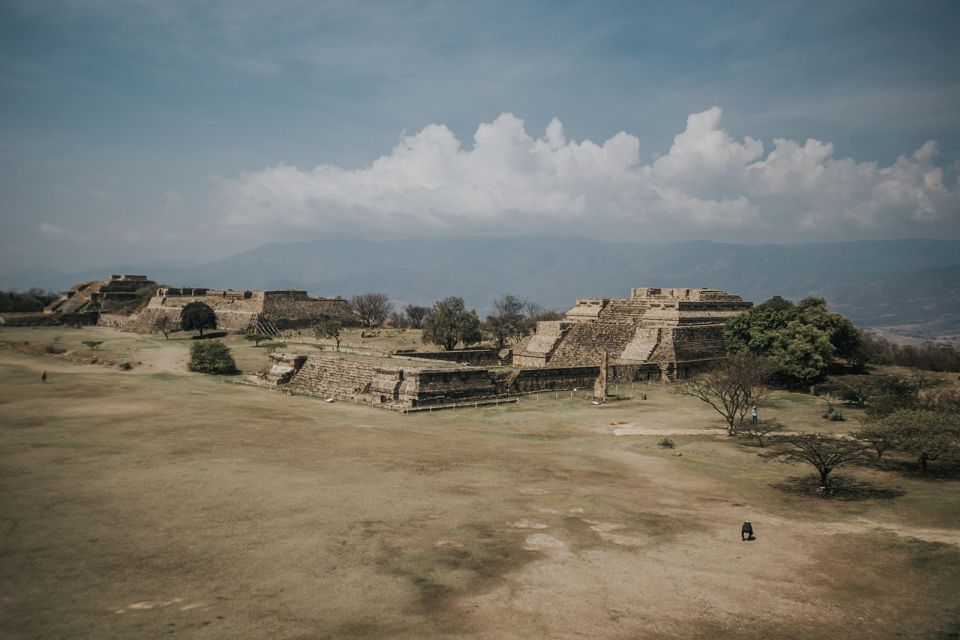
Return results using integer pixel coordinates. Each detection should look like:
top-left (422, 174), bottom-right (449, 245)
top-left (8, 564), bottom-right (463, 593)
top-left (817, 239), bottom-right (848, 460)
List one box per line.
top-left (3, 237), bottom-right (958, 341)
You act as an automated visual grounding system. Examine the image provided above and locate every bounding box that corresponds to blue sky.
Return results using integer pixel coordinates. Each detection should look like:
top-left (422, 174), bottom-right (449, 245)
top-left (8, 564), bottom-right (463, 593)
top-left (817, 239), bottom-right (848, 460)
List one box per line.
top-left (1, 0), bottom-right (958, 273)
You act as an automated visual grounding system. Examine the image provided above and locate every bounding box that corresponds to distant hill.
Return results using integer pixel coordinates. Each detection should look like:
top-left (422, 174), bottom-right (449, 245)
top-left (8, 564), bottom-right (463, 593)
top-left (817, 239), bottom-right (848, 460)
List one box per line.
top-left (3, 237), bottom-right (959, 340)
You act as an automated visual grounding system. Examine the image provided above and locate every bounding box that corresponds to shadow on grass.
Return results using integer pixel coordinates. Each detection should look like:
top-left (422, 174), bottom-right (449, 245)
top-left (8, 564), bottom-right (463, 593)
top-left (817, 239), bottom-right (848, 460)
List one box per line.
top-left (871, 457), bottom-right (960, 481)
top-left (772, 474), bottom-right (905, 501)
top-left (190, 331), bottom-right (228, 340)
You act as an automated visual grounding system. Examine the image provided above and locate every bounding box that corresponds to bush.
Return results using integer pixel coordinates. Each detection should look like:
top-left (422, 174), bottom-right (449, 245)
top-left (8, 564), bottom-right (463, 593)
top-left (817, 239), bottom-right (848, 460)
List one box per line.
top-left (658, 438), bottom-right (675, 449)
top-left (188, 341), bottom-right (239, 375)
top-left (829, 411), bottom-right (845, 421)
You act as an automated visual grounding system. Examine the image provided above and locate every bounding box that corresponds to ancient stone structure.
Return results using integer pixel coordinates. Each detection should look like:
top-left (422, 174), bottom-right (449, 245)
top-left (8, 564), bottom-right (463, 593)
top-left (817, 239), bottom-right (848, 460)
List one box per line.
top-left (515, 287), bottom-right (752, 379)
top-left (594, 351), bottom-right (609, 401)
top-left (130, 287), bottom-right (354, 334)
top-left (43, 275), bottom-right (157, 324)
top-left (262, 351), bottom-right (611, 409)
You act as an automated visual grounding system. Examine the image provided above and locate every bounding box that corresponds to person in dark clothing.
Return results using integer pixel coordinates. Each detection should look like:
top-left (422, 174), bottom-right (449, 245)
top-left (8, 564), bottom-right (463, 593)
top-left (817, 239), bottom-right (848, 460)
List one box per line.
top-left (741, 521), bottom-right (754, 541)
top-left (41, 370), bottom-right (47, 383)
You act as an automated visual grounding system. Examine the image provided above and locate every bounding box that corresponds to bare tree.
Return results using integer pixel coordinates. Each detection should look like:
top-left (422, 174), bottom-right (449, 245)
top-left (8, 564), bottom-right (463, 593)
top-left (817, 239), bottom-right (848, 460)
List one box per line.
top-left (404, 304), bottom-right (429, 329)
top-left (676, 355), bottom-right (777, 436)
top-left (152, 314), bottom-right (173, 340)
top-left (769, 432), bottom-right (869, 490)
top-left (740, 420), bottom-right (784, 447)
top-left (351, 293), bottom-right (392, 328)
top-left (486, 294), bottom-right (527, 348)
top-left (386, 312), bottom-right (408, 329)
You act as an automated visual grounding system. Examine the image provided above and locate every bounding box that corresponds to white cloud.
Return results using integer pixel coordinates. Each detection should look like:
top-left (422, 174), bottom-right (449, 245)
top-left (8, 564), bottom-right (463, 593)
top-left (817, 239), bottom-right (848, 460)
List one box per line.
top-left (216, 108), bottom-right (960, 242)
top-left (38, 221), bottom-right (68, 238)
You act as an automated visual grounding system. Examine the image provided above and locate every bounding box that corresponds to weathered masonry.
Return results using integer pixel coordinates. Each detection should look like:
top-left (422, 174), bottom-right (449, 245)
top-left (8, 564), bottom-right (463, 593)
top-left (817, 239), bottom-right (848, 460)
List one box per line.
top-left (260, 351), bottom-right (637, 410)
top-left (43, 274), bottom-right (157, 325)
top-left (514, 287), bottom-right (752, 379)
top-left (130, 288), bottom-right (354, 333)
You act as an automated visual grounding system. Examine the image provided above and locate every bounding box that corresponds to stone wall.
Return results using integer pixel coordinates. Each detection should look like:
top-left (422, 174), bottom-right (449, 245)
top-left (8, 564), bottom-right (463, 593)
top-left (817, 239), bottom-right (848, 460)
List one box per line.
top-left (513, 321), bottom-right (569, 367)
top-left (132, 288), bottom-right (353, 333)
top-left (505, 366), bottom-right (601, 393)
top-left (269, 352), bottom-right (642, 410)
top-left (547, 322), bottom-right (636, 366)
top-left (97, 313), bottom-right (130, 329)
top-left (261, 291), bottom-right (353, 326)
top-left (392, 349), bottom-right (501, 366)
top-left (283, 353), bottom-right (383, 400)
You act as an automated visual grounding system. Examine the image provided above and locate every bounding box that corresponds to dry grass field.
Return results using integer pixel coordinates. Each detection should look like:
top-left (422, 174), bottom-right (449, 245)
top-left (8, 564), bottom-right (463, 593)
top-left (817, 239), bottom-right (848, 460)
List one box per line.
top-left (1, 326), bottom-right (958, 639)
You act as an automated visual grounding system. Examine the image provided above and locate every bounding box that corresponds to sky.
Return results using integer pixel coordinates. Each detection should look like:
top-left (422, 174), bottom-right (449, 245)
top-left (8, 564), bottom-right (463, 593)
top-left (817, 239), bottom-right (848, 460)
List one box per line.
top-left (1, 0), bottom-right (959, 274)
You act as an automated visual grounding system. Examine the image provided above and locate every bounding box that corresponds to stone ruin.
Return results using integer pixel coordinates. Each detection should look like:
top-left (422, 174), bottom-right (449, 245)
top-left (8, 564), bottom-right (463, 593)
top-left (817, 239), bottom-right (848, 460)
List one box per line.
top-left (41, 274), bottom-right (354, 333)
top-left (256, 287), bottom-right (753, 410)
top-left (514, 287), bottom-right (753, 379)
top-left (43, 274), bottom-right (157, 324)
top-left (129, 287), bottom-right (354, 334)
top-left (259, 351), bottom-right (605, 410)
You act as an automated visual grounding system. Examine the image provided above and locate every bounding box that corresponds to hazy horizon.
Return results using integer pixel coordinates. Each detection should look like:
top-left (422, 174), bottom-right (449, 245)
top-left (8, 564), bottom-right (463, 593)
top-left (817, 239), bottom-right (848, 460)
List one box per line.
top-left (2, 1), bottom-right (959, 274)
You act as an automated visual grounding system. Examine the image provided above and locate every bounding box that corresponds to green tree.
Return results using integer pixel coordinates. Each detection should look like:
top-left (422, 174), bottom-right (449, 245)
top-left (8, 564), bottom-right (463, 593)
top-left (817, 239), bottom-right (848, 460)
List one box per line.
top-left (831, 373), bottom-right (918, 416)
top-left (188, 341), bottom-right (239, 375)
top-left (180, 301), bottom-right (217, 337)
top-left (313, 318), bottom-right (343, 351)
top-left (878, 409), bottom-right (960, 475)
top-left (852, 423), bottom-right (898, 460)
top-left (245, 333), bottom-right (270, 347)
top-left (725, 296), bottom-right (858, 386)
top-left (81, 340), bottom-right (103, 350)
top-left (797, 297), bottom-right (862, 360)
top-left (769, 320), bottom-right (835, 386)
top-left (422, 297), bottom-right (483, 351)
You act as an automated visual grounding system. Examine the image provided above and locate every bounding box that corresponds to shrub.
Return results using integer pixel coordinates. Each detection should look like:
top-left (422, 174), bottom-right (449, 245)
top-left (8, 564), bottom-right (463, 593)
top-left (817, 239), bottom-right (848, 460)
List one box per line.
top-left (188, 341), bottom-right (239, 375)
top-left (658, 438), bottom-right (675, 449)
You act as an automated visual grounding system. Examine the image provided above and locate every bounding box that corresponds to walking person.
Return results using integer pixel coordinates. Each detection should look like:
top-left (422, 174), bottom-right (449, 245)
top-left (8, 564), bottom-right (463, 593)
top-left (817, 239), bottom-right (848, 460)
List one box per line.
top-left (751, 405), bottom-right (758, 425)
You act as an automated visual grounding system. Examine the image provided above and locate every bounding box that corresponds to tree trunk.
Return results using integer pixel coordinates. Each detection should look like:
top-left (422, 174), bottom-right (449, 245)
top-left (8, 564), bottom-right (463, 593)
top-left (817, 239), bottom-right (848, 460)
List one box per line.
top-left (919, 452), bottom-right (928, 475)
top-left (819, 468), bottom-right (830, 489)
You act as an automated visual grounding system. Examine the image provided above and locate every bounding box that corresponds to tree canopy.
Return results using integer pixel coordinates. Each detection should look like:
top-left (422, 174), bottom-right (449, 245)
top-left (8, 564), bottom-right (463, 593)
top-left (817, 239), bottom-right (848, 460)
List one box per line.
top-left (188, 340), bottom-right (238, 375)
top-left (874, 409), bottom-right (960, 475)
top-left (314, 318), bottom-right (343, 350)
top-left (485, 294), bottom-right (529, 348)
top-left (725, 296), bottom-right (861, 386)
top-left (180, 301), bottom-right (217, 337)
top-left (403, 304), bottom-right (429, 329)
top-left (0, 288), bottom-right (57, 312)
top-left (351, 293), bottom-right (392, 328)
top-left (422, 297), bottom-right (483, 351)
